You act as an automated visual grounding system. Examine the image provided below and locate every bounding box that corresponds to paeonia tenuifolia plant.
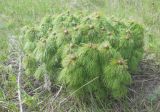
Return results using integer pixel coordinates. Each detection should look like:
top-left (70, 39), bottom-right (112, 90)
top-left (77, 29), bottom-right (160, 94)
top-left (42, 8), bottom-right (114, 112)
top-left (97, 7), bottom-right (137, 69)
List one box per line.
top-left (21, 11), bottom-right (144, 101)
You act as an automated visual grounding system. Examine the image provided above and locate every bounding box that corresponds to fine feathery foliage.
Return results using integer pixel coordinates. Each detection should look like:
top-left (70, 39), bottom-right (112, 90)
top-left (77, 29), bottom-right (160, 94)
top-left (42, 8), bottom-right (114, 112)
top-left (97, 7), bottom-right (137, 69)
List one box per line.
top-left (21, 12), bottom-right (144, 101)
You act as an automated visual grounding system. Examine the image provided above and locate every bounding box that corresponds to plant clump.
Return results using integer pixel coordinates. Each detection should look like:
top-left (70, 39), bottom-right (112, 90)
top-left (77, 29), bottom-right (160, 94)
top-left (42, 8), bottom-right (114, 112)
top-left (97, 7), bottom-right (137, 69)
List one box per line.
top-left (21, 12), bottom-right (144, 101)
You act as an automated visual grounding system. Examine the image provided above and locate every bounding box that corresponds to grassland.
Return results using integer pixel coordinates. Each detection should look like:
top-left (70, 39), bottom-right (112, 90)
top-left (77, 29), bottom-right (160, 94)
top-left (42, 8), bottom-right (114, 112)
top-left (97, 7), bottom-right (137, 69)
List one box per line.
top-left (0, 0), bottom-right (160, 112)
top-left (0, 0), bottom-right (160, 51)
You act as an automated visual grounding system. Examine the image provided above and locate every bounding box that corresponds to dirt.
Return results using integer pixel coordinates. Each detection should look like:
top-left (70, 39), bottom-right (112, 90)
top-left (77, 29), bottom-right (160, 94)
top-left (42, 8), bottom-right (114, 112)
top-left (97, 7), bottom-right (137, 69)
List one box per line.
top-left (134, 54), bottom-right (160, 96)
top-left (128, 54), bottom-right (160, 112)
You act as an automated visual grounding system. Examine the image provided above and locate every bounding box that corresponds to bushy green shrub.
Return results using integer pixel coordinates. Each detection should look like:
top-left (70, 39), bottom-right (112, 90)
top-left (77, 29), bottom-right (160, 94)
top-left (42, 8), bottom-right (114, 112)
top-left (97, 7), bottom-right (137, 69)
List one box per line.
top-left (21, 12), bottom-right (144, 100)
